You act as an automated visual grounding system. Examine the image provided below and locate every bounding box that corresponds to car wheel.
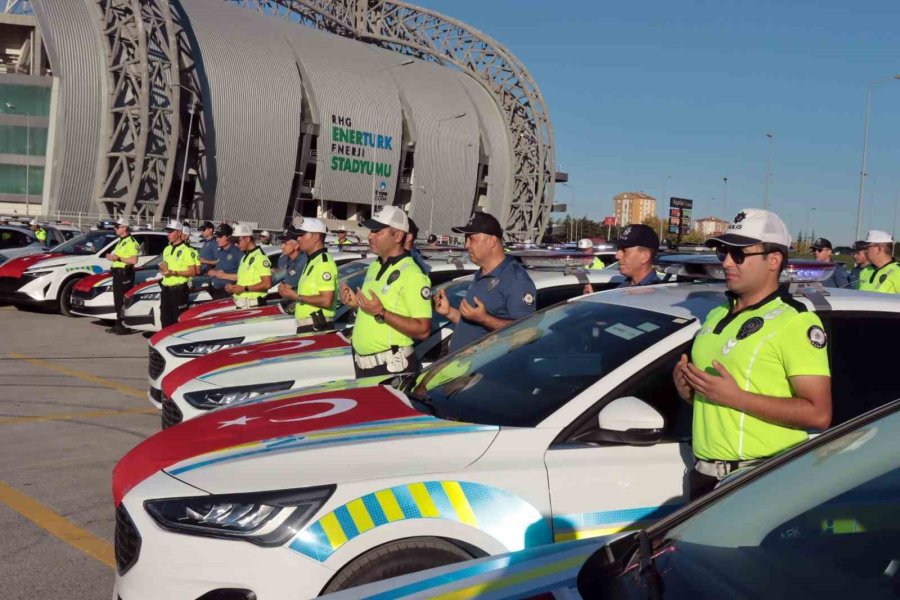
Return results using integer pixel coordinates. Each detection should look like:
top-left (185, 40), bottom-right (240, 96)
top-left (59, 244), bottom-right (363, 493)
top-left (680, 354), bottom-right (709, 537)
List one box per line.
top-left (58, 277), bottom-right (82, 317)
top-left (320, 537), bottom-right (475, 594)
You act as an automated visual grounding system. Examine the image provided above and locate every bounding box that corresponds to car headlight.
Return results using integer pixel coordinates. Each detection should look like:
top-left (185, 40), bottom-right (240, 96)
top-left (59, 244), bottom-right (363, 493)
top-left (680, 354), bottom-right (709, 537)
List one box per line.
top-left (182, 380), bottom-right (294, 409)
top-left (24, 270), bottom-right (53, 278)
top-left (166, 337), bottom-right (245, 358)
top-left (144, 485), bottom-right (334, 546)
top-left (134, 291), bottom-right (161, 301)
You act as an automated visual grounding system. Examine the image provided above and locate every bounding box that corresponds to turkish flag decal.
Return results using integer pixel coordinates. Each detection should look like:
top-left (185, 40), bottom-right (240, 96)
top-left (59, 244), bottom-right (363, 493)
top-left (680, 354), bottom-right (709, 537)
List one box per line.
top-left (112, 386), bottom-right (419, 504)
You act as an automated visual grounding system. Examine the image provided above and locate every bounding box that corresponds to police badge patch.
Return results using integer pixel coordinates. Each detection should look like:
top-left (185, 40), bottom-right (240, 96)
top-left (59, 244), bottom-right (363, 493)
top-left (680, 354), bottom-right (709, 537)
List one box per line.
top-left (387, 270), bottom-right (401, 285)
top-left (807, 325), bottom-right (827, 349)
top-left (421, 286), bottom-right (432, 300)
top-left (523, 292), bottom-right (535, 306)
top-left (487, 279), bottom-right (499, 291)
top-left (736, 316), bottom-right (764, 340)
top-left (322, 272), bottom-right (332, 281)
top-left (263, 259), bottom-right (271, 268)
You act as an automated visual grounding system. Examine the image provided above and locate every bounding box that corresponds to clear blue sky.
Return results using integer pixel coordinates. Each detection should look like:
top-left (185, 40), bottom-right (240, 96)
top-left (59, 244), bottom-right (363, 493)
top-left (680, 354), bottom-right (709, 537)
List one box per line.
top-left (419, 0), bottom-right (900, 244)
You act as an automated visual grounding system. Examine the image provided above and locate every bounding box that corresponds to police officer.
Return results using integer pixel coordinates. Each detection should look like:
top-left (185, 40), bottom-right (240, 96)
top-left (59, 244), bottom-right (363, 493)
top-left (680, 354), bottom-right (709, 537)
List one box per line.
top-left (810, 238), bottom-right (849, 288)
top-left (577, 238), bottom-right (605, 269)
top-left (673, 209), bottom-right (832, 500)
top-left (207, 224), bottom-right (241, 299)
top-left (335, 228), bottom-right (353, 247)
top-left (860, 230), bottom-right (900, 293)
top-left (426, 234), bottom-right (438, 245)
top-left (583, 224), bottom-right (660, 294)
top-left (104, 218), bottom-right (140, 334)
top-left (435, 211), bottom-right (537, 353)
top-left (406, 217), bottom-right (431, 275)
top-left (275, 227), bottom-right (307, 298)
top-left (340, 206), bottom-right (432, 377)
top-left (30, 219), bottom-right (46, 244)
top-left (848, 240), bottom-right (873, 290)
top-left (159, 220), bottom-right (200, 328)
top-left (197, 221), bottom-right (218, 273)
top-left (218, 224), bottom-right (273, 308)
top-left (279, 218), bottom-right (338, 333)
top-left (259, 230), bottom-right (272, 246)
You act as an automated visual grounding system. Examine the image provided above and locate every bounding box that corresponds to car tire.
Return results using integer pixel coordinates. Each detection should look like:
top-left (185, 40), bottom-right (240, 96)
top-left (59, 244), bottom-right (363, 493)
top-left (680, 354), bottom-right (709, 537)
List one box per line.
top-left (320, 536), bottom-right (475, 594)
top-left (58, 277), bottom-right (82, 317)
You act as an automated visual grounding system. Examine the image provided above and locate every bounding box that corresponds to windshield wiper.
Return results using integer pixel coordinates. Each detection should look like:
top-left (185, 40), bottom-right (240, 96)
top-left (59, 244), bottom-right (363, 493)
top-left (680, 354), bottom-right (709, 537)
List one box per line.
top-left (637, 530), bottom-right (664, 600)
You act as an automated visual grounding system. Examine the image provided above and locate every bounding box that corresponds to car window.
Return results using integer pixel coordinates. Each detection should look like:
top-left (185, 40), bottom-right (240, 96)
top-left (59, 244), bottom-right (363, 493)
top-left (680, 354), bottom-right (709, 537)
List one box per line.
top-left (428, 268), bottom-right (475, 286)
top-left (824, 312), bottom-right (900, 427)
top-left (536, 284), bottom-right (588, 309)
top-left (413, 302), bottom-right (691, 427)
top-left (53, 231), bottom-right (118, 255)
top-left (137, 234), bottom-right (168, 256)
top-left (0, 228), bottom-right (33, 249)
top-left (632, 408), bottom-right (900, 599)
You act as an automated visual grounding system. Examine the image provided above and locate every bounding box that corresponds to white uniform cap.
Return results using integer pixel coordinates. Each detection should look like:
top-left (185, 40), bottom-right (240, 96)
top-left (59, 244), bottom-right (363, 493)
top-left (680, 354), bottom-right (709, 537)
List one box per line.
top-left (705, 208), bottom-right (791, 248)
top-left (577, 238), bottom-right (593, 249)
top-left (164, 219), bottom-right (183, 231)
top-left (261, 230), bottom-right (270, 237)
top-left (297, 217), bottom-right (327, 234)
top-left (361, 205), bottom-right (409, 233)
top-left (233, 223), bottom-right (254, 237)
top-left (182, 225), bottom-right (191, 235)
top-left (29, 219), bottom-right (38, 226)
top-left (116, 218), bottom-right (130, 227)
top-left (865, 230), bottom-right (893, 244)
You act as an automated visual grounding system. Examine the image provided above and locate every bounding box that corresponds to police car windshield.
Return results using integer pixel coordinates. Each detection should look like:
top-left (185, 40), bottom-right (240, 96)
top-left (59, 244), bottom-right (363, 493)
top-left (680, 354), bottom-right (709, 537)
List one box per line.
top-left (53, 231), bottom-right (118, 255)
top-left (413, 302), bottom-right (689, 427)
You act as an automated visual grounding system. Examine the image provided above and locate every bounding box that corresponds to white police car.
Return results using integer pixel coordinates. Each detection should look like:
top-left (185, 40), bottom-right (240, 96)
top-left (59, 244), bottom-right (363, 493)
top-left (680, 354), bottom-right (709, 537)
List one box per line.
top-left (158, 267), bottom-right (620, 427)
top-left (68, 255), bottom-right (165, 320)
top-left (0, 229), bottom-right (167, 314)
top-left (144, 257), bottom-right (480, 407)
top-left (113, 258), bottom-right (900, 599)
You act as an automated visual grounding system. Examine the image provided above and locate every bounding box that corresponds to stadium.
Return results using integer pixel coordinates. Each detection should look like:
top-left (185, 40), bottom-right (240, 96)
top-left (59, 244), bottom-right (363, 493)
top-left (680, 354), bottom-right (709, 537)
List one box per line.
top-left (0, 0), bottom-right (561, 240)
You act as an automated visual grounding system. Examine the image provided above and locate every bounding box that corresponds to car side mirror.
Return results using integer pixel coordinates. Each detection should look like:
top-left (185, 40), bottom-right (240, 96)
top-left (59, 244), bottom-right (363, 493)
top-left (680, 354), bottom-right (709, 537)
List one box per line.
top-left (576, 397), bottom-right (665, 446)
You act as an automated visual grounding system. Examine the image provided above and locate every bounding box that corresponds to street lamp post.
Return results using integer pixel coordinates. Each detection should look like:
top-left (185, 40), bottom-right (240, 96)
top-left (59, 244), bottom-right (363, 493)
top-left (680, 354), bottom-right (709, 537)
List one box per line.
top-left (5, 102), bottom-right (31, 215)
top-left (855, 75), bottom-right (900, 240)
top-left (561, 183), bottom-right (576, 240)
top-left (806, 207), bottom-right (817, 248)
top-left (763, 133), bottom-right (774, 210)
top-left (176, 95), bottom-right (198, 220)
top-left (722, 176), bottom-right (728, 218)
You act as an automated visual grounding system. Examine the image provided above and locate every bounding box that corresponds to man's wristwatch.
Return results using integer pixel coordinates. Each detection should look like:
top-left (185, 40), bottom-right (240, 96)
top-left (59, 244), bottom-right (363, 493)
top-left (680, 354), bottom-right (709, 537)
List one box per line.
top-left (374, 310), bottom-right (386, 324)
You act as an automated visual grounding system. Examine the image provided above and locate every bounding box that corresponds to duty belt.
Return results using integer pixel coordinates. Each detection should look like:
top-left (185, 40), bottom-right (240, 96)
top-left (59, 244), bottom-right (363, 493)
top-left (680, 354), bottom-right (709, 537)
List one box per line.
top-left (694, 457), bottom-right (765, 479)
top-left (353, 345), bottom-right (414, 370)
top-left (296, 316), bottom-right (333, 327)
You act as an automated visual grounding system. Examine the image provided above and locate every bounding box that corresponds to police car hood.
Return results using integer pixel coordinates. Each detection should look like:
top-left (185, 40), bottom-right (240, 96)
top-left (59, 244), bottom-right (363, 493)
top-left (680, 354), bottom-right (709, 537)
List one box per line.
top-left (149, 304), bottom-right (288, 345)
top-left (161, 333), bottom-right (351, 397)
top-left (113, 384), bottom-right (498, 503)
top-left (0, 252), bottom-right (72, 278)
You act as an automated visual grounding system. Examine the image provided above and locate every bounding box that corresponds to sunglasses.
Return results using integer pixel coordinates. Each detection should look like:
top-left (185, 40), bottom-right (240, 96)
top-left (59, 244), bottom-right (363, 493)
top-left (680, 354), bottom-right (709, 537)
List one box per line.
top-left (715, 246), bottom-right (771, 265)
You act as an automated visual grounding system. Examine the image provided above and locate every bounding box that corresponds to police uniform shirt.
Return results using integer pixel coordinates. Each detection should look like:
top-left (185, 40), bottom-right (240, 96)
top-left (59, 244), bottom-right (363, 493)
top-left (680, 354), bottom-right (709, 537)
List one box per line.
top-left (855, 265), bottom-right (876, 290)
top-left (161, 242), bottom-right (199, 286)
top-left (211, 245), bottom-right (241, 289)
top-left (278, 252), bottom-right (308, 289)
top-left (410, 247), bottom-right (432, 275)
top-left (450, 255), bottom-right (537, 352)
top-left (111, 235), bottom-right (140, 268)
top-left (691, 288), bottom-right (831, 462)
top-left (617, 270), bottom-right (660, 288)
top-left (822, 262), bottom-right (849, 289)
top-left (235, 247), bottom-right (272, 299)
top-left (199, 237), bottom-right (218, 271)
top-left (860, 261), bottom-right (900, 294)
top-left (35, 227), bottom-right (47, 243)
top-left (588, 256), bottom-right (606, 270)
top-left (352, 254), bottom-right (432, 356)
top-left (294, 249), bottom-right (338, 320)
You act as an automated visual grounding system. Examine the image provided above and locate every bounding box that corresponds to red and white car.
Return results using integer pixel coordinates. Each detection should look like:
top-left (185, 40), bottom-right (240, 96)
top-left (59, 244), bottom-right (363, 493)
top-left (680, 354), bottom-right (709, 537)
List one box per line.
top-left (0, 229), bottom-right (168, 314)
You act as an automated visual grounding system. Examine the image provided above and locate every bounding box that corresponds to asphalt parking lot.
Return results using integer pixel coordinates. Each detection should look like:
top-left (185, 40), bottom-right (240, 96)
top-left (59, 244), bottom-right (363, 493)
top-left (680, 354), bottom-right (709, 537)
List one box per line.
top-left (0, 304), bottom-right (157, 599)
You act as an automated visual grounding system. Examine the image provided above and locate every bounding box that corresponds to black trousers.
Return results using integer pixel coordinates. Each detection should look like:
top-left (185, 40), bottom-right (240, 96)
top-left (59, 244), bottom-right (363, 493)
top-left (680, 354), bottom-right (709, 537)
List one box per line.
top-left (688, 466), bottom-right (719, 500)
top-left (160, 284), bottom-right (189, 329)
top-left (209, 286), bottom-right (231, 300)
top-left (353, 350), bottom-right (422, 379)
top-left (111, 266), bottom-right (134, 326)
